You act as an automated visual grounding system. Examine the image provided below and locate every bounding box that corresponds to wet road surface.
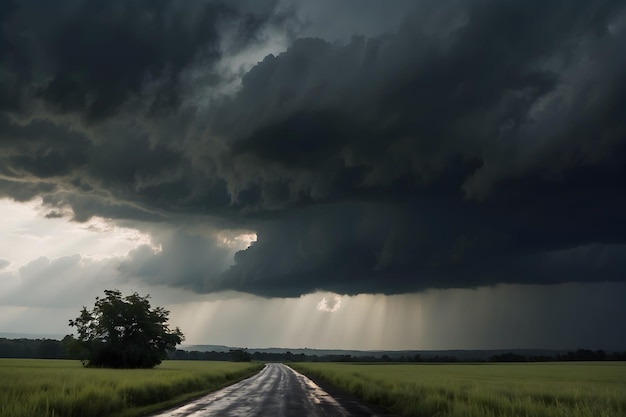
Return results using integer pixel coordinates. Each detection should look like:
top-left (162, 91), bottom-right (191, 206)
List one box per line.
top-left (151, 363), bottom-right (386, 417)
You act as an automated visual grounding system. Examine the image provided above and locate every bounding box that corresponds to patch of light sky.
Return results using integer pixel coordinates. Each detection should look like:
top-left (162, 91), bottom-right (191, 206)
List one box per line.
top-left (0, 198), bottom-right (259, 271)
top-left (0, 198), bottom-right (154, 270)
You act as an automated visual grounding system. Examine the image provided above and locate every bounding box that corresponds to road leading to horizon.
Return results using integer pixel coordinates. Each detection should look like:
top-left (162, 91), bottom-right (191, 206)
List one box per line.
top-left (151, 363), bottom-right (387, 417)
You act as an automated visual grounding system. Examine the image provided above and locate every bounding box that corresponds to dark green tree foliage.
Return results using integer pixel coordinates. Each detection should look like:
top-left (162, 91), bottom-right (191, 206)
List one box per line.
top-left (69, 289), bottom-right (184, 368)
top-left (229, 349), bottom-right (252, 362)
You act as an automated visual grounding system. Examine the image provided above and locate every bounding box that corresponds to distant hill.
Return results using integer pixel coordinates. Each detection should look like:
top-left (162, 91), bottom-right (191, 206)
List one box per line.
top-left (180, 344), bottom-right (233, 353)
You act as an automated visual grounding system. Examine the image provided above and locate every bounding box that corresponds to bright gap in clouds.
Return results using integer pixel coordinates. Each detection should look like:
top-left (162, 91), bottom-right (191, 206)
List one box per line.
top-left (317, 294), bottom-right (342, 312)
top-left (0, 198), bottom-right (154, 270)
top-left (216, 231), bottom-right (257, 250)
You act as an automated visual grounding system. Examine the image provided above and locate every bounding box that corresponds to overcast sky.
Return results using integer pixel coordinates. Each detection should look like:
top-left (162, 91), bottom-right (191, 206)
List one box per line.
top-left (1, 0), bottom-right (625, 350)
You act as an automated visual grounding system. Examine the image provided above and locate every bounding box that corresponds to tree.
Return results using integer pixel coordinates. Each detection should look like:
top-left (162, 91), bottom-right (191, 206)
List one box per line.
top-left (36, 339), bottom-right (64, 359)
top-left (69, 289), bottom-right (184, 368)
top-left (229, 349), bottom-right (252, 362)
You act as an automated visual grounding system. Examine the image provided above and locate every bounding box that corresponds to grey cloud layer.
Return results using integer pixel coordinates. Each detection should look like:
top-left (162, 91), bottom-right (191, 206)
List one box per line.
top-left (118, 229), bottom-right (236, 291)
top-left (1, 0), bottom-right (625, 296)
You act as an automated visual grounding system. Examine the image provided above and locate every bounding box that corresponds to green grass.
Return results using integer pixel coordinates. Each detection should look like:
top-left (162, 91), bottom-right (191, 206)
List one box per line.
top-left (0, 359), bottom-right (263, 417)
top-left (290, 362), bottom-right (626, 417)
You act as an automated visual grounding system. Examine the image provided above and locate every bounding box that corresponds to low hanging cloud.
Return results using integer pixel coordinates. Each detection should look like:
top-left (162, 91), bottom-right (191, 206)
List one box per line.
top-left (0, 0), bottom-right (625, 297)
top-left (0, 259), bottom-right (10, 270)
top-left (118, 228), bottom-right (239, 291)
top-left (0, 254), bottom-right (123, 309)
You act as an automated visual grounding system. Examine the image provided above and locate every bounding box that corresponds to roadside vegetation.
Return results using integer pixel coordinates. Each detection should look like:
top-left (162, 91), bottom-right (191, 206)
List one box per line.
top-left (0, 359), bottom-right (263, 417)
top-left (291, 362), bottom-right (626, 417)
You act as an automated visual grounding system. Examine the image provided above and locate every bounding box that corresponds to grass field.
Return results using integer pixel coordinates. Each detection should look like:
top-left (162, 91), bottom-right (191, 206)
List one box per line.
top-left (290, 362), bottom-right (626, 417)
top-left (0, 359), bottom-right (263, 417)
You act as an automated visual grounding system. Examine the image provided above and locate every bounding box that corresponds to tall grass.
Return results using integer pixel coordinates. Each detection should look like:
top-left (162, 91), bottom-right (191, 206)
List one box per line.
top-left (290, 362), bottom-right (626, 417)
top-left (0, 359), bottom-right (263, 417)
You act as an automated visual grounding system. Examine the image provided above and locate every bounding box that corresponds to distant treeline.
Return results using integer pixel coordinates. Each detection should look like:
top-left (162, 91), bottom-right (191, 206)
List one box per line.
top-left (0, 337), bottom-right (70, 359)
top-left (2, 338), bottom-right (625, 362)
top-left (488, 349), bottom-right (626, 362)
top-left (169, 348), bottom-right (626, 363)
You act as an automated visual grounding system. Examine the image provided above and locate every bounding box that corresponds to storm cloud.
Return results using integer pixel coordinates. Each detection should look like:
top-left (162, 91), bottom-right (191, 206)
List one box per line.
top-left (1, 0), bottom-right (625, 297)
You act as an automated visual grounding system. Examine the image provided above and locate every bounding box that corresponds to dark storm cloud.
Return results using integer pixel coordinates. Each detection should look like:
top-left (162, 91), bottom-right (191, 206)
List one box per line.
top-left (207, 0), bottom-right (626, 295)
top-left (211, 204), bottom-right (626, 297)
top-left (286, 0), bottom-right (417, 41)
top-left (0, 0), bottom-right (279, 219)
top-left (216, 0), bottom-right (626, 200)
top-left (1, 0), bottom-right (625, 296)
top-left (1, 0), bottom-right (284, 120)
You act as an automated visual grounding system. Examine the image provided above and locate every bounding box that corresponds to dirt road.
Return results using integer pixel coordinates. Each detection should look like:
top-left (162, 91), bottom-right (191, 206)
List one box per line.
top-left (151, 362), bottom-right (386, 417)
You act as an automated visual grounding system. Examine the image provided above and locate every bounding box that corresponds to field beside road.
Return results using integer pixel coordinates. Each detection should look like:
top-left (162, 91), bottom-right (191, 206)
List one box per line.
top-left (0, 359), bottom-right (263, 417)
top-left (291, 362), bottom-right (626, 417)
